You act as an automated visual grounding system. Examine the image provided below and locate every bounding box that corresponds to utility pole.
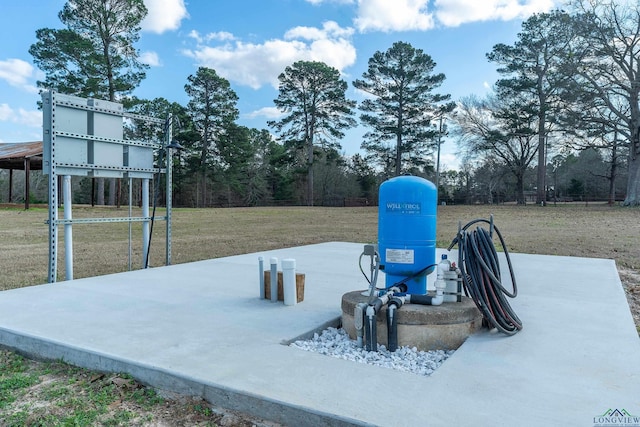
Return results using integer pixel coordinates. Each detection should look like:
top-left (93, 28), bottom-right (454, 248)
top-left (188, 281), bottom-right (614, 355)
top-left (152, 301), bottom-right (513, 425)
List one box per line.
top-left (435, 115), bottom-right (444, 202)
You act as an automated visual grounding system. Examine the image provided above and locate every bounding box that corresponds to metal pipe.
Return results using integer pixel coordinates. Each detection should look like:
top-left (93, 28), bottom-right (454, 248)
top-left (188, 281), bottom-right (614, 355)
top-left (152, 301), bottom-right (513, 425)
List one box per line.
top-left (128, 177), bottom-right (132, 271)
top-left (367, 249), bottom-right (380, 300)
top-left (165, 116), bottom-right (173, 266)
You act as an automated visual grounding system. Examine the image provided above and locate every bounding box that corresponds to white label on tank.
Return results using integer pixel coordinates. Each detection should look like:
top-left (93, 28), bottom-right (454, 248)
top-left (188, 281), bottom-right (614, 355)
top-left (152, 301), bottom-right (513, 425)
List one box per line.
top-left (386, 202), bottom-right (421, 214)
top-left (386, 249), bottom-right (414, 264)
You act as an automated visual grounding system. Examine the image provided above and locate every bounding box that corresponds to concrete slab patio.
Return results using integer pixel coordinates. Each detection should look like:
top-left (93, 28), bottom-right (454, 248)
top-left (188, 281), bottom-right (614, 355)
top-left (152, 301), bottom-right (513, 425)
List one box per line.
top-left (0, 242), bottom-right (639, 426)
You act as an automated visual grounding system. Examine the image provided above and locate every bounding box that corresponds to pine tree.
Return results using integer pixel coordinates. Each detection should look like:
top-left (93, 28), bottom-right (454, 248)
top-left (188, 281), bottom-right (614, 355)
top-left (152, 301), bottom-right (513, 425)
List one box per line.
top-left (269, 61), bottom-right (356, 206)
top-left (30, 0), bottom-right (148, 205)
top-left (185, 67), bottom-right (239, 207)
top-left (353, 41), bottom-right (454, 177)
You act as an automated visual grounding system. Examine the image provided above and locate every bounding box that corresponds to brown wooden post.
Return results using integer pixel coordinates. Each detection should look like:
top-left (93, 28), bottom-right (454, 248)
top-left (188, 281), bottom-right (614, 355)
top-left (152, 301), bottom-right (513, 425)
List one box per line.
top-left (8, 169), bottom-right (13, 203)
top-left (24, 158), bottom-right (31, 210)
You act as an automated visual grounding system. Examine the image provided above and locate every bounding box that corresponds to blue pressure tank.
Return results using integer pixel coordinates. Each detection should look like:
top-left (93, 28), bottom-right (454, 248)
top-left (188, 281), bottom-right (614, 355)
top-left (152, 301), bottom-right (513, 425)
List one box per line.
top-left (378, 176), bottom-right (437, 294)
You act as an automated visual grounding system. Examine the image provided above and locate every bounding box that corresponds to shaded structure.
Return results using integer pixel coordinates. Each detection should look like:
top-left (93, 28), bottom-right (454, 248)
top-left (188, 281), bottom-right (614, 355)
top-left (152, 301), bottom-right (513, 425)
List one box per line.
top-left (0, 141), bottom-right (43, 209)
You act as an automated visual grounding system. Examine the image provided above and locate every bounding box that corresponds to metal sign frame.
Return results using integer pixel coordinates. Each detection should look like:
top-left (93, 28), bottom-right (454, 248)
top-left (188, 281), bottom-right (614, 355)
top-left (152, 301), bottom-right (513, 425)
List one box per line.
top-left (42, 91), bottom-right (175, 283)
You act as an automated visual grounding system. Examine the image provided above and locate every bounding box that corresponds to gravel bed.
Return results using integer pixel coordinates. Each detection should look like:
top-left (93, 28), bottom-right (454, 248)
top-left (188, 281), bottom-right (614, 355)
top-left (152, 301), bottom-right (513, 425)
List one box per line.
top-left (290, 327), bottom-right (454, 377)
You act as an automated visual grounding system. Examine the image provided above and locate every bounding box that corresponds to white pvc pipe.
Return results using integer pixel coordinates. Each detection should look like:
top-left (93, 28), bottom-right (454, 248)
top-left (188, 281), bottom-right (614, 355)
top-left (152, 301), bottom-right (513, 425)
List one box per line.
top-left (432, 277), bottom-right (446, 306)
top-left (430, 295), bottom-right (444, 306)
top-left (282, 258), bottom-right (296, 306)
top-left (142, 178), bottom-right (150, 268)
top-left (258, 256), bottom-right (265, 299)
top-left (270, 257), bottom-right (278, 302)
top-left (63, 175), bottom-right (73, 281)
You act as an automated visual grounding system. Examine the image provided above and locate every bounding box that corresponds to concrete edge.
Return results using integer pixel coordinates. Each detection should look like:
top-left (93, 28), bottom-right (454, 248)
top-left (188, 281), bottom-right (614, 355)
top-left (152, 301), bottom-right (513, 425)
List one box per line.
top-left (202, 382), bottom-right (374, 427)
top-left (280, 316), bottom-right (342, 345)
top-left (0, 324), bottom-right (372, 427)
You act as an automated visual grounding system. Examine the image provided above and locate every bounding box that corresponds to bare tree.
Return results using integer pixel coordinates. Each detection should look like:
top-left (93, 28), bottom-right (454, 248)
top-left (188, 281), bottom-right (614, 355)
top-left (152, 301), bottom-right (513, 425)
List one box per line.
top-left (487, 11), bottom-right (576, 205)
top-left (454, 95), bottom-right (538, 204)
top-left (568, 0), bottom-right (640, 205)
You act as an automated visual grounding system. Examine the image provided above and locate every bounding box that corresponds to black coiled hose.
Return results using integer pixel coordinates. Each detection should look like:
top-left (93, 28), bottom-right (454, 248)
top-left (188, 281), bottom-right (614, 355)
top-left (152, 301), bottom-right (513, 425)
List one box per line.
top-left (448, 217), bottom-right (523, 335)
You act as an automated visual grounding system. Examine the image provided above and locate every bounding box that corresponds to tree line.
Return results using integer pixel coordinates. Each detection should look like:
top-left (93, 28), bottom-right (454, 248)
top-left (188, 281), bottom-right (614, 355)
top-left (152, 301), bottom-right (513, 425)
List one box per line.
top-left (13, 0), bottom-right (640, 207)
top-left (455, 3), bottom-right (640, 206)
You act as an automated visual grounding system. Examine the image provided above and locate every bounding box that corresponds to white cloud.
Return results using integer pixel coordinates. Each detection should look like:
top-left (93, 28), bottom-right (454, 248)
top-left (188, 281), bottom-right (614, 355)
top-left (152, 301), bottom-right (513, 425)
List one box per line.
top-left (188, 30), bottom-right (236, 44)
top-left (0, 104), bottom-right (12, 121)
top-left (0, 58), bottom-right (38, 93)
top-left (434, 0), bottom-right (556, 27)
top-left (0, 103), bottom-right (42, 128)
top-left (182, 21), bottom-right (356, 89)
top-left (245, 107), bottom-right (285, 120)
top-left (285, 21), bottom-right (354, 40)
top-left (439, 152), bottom-right (460, 170)
top-left (352, 0), bottom-right (557, 32)
top-left (354, 0), bottom-right (435, 32)
top-left (17, 109), bottom-right (42, 128)
top-left (187, 30), bottom-right (200, 41)
top-left (142, 0), bottom-right (188, 33)
top-left (139, 51), bottom-right (161, 67)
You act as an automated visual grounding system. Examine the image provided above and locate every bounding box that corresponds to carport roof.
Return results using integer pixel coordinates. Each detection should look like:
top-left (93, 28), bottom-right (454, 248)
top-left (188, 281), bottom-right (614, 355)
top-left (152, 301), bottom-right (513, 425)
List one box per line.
top-left (0, 141), bottom-right (43, 170)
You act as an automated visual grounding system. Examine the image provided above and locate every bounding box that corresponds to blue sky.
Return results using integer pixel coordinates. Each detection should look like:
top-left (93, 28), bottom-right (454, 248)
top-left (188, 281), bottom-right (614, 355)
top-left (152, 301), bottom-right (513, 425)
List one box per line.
top-left (0, 0), bottom-right (564, 169)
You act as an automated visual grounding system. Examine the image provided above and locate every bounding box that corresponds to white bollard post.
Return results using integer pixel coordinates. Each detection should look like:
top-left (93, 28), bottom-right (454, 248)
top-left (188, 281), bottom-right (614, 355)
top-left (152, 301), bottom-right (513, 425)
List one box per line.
top-left (63, 175), bottom-right (73, 280)
top-left (270, 257), bottom-right (278, 302)
top-left (258, 256), bottom-right (265, 299)
top-left (282, 259), bottom-right (297, 306)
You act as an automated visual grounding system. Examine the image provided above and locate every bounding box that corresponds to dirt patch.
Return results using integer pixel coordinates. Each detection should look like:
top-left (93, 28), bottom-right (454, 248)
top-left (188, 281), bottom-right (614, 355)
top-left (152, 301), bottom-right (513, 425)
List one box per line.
top-left (0, 349), bottom-right (278, 426)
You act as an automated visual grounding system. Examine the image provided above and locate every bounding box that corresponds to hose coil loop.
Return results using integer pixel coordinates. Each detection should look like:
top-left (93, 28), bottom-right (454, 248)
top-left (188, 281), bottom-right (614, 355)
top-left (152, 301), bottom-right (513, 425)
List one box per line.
top-left (449, 217), bottom-right (523, 335)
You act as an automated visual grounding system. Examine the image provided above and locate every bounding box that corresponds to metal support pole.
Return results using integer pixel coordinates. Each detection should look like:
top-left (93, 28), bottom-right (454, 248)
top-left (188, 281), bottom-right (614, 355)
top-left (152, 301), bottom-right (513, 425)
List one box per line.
top-left (128, 177), bottom-right (132, 271)
top-left (142, 178), bottom-right (150, 268)
top-left (63, 175), bottom-right (73, 280)
top-left (44, 90), bottom-right (58, 283)
top-left (165, 115), bottom-right (173, 266)
top-left (435, 116), bottom-right (444, 202)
